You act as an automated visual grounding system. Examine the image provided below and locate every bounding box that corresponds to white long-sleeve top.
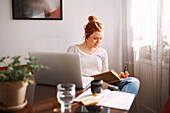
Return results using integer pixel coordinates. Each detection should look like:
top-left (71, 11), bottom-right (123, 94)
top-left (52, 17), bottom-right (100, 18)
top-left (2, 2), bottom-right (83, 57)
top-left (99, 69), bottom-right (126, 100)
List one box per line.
top-left (67, 44), bottom-right (109, 77)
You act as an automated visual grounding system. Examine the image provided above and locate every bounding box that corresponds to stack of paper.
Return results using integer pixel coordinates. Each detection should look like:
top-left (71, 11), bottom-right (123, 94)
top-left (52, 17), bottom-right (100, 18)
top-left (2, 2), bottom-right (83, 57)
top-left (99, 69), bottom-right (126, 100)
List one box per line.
top-left (74, 89), bottom-right (135, 111)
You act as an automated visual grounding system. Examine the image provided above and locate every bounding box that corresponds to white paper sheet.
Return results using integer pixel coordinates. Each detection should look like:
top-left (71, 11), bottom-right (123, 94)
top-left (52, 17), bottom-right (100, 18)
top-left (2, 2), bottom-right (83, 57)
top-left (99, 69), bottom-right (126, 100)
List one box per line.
top-left (74, 89), bottom-right (135, 111)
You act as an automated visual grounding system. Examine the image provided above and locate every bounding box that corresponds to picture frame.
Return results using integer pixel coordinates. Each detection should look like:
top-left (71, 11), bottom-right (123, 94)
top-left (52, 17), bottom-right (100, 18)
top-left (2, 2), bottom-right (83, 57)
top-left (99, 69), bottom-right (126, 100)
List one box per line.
top-left (12, 0), bottom-right (63, 20)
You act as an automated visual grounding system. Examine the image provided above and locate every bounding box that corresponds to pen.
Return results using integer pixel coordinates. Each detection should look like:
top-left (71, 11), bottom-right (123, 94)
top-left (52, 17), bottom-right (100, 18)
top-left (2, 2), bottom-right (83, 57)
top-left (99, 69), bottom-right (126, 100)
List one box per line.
top-left (123, 65), bottom-right (127, 73)
top-left (83, 82), bottom-right (91, 91)
top-left (122, 65), bottom-right (127, 78)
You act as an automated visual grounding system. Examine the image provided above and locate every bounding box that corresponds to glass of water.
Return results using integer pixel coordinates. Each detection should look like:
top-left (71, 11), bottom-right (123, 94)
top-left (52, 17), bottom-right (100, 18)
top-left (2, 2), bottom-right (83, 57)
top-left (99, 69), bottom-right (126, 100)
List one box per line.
top-left (57, 83), bottom-right (76, 112)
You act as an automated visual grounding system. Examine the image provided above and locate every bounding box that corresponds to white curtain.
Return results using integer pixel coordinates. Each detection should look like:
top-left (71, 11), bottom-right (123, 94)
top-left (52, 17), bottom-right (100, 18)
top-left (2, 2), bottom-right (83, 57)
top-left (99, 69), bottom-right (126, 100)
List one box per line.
top-left (122, 0), bottom-right (170, 113)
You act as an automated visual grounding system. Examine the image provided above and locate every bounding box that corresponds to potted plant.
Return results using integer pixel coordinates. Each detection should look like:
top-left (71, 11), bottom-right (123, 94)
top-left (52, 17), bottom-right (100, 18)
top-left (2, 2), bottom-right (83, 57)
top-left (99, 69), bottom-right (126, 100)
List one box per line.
top-left (0, 55), bottom-right (47, 111)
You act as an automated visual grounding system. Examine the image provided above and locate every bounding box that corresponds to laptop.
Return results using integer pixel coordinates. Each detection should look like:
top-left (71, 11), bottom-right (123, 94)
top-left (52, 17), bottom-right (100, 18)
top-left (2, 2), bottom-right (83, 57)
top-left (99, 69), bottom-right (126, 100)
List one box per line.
top-left (28, 51), bottom-right (91, 89)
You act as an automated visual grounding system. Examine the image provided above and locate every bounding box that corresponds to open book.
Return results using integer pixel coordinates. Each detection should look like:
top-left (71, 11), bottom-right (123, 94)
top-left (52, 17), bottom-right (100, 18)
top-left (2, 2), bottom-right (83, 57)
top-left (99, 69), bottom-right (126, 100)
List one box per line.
top-left (90, 70), bottom-right (122, 84)
top-left (74, 89), bottom-right (135, 111)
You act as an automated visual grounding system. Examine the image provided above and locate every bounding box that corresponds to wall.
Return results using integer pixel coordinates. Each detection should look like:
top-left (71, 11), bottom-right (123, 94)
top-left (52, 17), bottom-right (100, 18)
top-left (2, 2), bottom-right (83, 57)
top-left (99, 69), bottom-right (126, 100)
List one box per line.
top-left (0, 0), bottom-right (122, 72)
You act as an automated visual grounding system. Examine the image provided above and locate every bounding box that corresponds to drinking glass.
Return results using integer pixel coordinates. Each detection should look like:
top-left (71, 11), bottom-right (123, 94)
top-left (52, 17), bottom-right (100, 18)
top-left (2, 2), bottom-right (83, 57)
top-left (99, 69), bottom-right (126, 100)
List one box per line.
top-left (57, 83), bottom-right (76, 112)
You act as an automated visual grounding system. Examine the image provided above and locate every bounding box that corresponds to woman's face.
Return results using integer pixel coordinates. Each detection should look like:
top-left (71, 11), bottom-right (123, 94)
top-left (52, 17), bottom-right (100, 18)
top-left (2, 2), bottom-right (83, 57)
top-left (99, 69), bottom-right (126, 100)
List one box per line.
top-left (86, 31), bottom-right (103, 48)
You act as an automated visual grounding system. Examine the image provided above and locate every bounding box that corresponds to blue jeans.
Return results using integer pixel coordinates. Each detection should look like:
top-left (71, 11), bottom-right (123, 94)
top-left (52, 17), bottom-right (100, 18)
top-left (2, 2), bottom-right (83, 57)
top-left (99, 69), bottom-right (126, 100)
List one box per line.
top-left (111, 77), bottom-right (140, 98)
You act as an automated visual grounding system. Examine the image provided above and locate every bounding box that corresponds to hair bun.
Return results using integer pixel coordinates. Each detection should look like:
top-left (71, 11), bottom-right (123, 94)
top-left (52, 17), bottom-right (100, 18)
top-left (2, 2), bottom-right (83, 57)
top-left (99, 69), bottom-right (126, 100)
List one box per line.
top-left (88, 16), bottom-right (97, 22)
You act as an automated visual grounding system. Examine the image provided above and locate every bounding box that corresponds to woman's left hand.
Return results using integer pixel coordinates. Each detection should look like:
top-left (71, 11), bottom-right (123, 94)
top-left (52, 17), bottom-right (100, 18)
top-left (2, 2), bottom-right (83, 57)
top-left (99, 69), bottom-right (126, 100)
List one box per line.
top-left (119, 71), bottom-right (129, 79)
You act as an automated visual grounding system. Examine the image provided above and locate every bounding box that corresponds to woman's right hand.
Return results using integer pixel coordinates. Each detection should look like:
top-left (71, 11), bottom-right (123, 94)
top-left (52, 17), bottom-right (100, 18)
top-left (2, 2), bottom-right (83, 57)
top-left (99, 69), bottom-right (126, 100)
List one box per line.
top-left (119, 71), bottom-right (129, 79)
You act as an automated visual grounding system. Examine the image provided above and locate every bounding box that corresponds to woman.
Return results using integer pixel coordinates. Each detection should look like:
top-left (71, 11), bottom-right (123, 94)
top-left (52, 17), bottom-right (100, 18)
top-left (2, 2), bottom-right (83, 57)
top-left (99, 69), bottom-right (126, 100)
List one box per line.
top-left (67, 16), bottom-right (140, 98)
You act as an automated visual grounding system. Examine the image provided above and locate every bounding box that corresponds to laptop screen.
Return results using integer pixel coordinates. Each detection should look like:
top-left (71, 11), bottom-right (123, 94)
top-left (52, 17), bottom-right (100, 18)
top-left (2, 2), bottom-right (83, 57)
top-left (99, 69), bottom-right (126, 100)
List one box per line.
top-left (28, 51), bottom-right (84, 89)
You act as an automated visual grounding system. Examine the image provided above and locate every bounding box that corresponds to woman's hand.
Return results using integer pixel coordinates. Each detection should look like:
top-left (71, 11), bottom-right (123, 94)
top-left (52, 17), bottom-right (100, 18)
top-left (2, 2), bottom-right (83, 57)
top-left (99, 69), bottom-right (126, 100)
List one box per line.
top-left (119, 71), bottom-right (129, 79)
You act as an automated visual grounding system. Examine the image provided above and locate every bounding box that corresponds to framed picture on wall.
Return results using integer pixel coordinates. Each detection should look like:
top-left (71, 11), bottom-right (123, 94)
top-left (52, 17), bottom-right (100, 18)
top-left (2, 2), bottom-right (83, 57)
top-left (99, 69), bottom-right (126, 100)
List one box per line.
top-left (12, 0), bottom-right (63, 20)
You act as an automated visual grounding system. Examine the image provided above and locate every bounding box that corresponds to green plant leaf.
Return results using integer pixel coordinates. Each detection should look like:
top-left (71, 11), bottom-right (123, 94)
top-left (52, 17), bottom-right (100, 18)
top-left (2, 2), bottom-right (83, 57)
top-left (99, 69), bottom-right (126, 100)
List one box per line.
top-left (0, 55), bottom-right (48, 83)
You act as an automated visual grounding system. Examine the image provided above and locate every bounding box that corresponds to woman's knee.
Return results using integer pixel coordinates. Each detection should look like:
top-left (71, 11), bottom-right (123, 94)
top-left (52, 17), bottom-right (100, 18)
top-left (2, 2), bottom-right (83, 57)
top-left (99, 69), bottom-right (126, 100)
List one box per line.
top-left (131, 77), bottom-right (140, 86)
top-left (128, 77), bottom-right (140, 85)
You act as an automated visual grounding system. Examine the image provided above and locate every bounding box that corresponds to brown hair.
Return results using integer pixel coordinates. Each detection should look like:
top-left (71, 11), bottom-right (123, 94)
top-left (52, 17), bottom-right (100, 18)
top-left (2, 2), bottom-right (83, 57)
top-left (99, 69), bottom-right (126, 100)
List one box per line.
top-left (84, 16), bottom-right (104, 38)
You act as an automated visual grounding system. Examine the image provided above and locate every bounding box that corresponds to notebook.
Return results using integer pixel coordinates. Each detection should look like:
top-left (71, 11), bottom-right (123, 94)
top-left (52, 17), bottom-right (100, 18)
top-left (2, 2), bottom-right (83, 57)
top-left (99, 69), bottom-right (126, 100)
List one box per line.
top-left (28, 51), bottom-right (92, 89)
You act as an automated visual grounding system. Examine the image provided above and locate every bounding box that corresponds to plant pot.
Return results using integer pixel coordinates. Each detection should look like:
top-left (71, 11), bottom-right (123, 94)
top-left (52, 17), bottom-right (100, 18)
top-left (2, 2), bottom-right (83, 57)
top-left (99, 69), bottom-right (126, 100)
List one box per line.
top-left (0, 81), bottom-right (28, 107)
